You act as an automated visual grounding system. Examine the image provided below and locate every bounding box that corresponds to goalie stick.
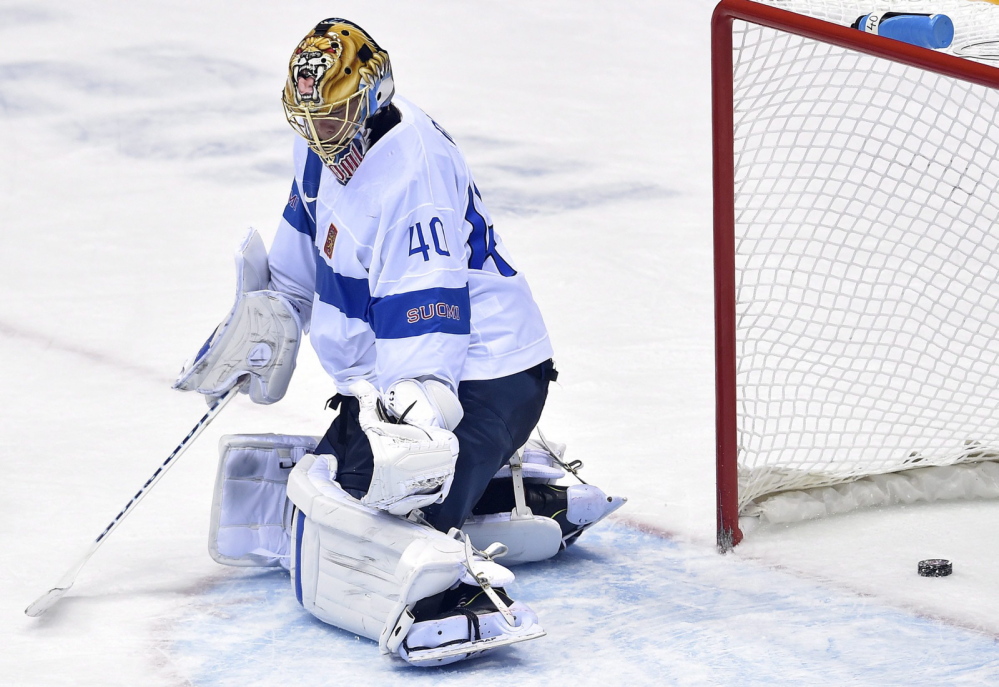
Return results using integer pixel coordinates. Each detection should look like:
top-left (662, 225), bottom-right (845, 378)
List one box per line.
top-left (24, 386), bottom-right (239, 617)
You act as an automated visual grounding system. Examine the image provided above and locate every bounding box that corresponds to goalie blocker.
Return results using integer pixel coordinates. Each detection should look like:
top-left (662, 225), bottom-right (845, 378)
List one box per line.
top-left (173, 228), bottom-right (303, 406)
top-left (209, 433), bottom-right (624, 665)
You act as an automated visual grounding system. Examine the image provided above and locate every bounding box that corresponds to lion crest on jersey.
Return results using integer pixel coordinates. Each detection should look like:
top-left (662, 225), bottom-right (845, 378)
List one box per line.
top-left (323, 222), bottom-right (338, 258)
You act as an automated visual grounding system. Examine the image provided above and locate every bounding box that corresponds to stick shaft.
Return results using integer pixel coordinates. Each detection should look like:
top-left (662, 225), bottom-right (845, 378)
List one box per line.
top-left (25, 389), bottom-right (238, 616)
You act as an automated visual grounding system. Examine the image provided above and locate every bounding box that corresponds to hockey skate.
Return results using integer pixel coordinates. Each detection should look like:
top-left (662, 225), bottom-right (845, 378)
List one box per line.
top-left (399, 583), bottom-right (545, 666)
top-left (377, 533), bottom-right (547, 667)
top-left (461, 435), bottom-right (626, 562)
top-left (524, 481), bottom-right (622, 547)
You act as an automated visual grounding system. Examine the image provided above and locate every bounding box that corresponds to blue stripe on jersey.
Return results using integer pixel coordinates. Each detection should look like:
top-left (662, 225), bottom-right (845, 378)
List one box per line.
top-left (464, 186), bottom-right (517, 277)
top-left (314, 249), bottom-right (372, 321)
top-left (370, 286), bottom-right (471, 339)
top-left (282, 178), bottom-right (315, 239)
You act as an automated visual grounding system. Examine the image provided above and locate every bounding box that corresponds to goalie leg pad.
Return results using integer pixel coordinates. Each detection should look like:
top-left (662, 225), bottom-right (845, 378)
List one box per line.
top-left (288, 453), bottom-right (472, 641)
top-left (462, 514), bottom-right (564, 565)
top-left (463, 436), bottom-right (627, 563)
top-left (461, 482), bottom-right (627, 565)
top-left (287, 454), bottom-right (544, 665)
top-left (208, 433), bottom-right (318, 568)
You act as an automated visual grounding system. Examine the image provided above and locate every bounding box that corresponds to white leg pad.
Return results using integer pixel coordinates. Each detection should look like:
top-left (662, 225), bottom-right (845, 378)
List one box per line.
top-left (491, 438), bottom-right (568, 482)
top-left (462, 435), bottom-right (627, 564)
top-left (462, 514), bottom-right (564, 565)
top-left (209, 434), bottom-right (318, 568)
top-left (287, 453), bottom-right (471, 642)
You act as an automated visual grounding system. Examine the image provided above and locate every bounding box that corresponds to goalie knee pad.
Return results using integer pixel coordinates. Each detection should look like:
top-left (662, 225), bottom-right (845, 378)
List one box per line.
top-left (288, 453), bottom-right (469, 640)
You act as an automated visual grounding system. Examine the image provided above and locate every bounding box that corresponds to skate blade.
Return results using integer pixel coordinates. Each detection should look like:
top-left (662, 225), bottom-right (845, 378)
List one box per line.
top-left (404, 625), bottom-right (546, 665)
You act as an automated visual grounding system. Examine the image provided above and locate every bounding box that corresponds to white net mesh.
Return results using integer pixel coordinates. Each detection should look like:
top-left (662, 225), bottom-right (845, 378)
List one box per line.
top-left (731, 1), bottom-right (999, 511)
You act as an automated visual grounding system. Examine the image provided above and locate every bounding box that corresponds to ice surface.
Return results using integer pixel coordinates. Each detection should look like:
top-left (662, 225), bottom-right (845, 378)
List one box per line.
top-left (3, 0), bottom-right (999, 684)
top-left (166, 525), bottom-right (999, 686)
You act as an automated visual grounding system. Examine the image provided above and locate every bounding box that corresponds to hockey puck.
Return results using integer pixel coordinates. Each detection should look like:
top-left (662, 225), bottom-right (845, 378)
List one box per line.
top-left (917, 559), bottom-right (953, 577)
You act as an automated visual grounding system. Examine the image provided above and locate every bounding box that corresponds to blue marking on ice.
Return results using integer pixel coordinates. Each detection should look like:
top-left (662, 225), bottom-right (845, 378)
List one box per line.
top-left (167, 523), bottom-right (999, 686)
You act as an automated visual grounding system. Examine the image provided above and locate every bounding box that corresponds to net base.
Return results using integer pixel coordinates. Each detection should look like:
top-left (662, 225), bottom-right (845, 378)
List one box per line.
top-left (742, 459), bottom-right (999, 525)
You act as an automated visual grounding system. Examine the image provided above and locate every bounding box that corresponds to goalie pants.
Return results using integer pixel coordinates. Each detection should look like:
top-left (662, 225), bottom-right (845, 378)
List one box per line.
top-left (315, 359), bottom-right (556, 533)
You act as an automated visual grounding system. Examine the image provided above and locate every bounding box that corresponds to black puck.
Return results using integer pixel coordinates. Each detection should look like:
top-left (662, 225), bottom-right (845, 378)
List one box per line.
top-left (918, 559), bottom-right (953, 577)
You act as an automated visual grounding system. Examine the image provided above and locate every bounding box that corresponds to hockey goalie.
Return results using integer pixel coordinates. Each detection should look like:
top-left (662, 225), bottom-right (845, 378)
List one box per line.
top-left (174, 18), bottom-right (624, 667)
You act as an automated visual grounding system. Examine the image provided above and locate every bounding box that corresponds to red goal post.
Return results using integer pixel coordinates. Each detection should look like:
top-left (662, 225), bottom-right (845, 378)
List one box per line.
top-left (713, 0), bottom-right (999, 550)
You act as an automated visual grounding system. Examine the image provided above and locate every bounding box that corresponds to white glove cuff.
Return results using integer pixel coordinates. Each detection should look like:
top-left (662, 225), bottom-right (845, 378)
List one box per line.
top-left (386, 379), bottom-right (464, 431)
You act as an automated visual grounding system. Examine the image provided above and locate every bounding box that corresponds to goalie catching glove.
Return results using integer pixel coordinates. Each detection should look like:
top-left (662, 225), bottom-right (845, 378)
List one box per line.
top-left (350, 379), bottom-right (460, 515)
top-left (173, 229), bottom-right (303, 405)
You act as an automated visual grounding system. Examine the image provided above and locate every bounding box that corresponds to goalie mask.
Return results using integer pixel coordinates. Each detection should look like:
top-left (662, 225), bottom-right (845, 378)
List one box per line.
top-left (282, 19), bottom-right (394, 173)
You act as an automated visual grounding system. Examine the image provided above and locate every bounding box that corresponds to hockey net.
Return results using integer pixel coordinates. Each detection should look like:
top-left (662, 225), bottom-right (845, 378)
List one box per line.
top-left (713, 0), bottom-right (999, 547)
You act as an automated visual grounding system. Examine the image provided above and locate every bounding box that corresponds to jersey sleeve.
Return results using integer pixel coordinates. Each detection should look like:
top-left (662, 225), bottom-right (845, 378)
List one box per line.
top-left (367, 196), bottom-right (469, 393)
top-left (268, 148), bottom-right (323, 332)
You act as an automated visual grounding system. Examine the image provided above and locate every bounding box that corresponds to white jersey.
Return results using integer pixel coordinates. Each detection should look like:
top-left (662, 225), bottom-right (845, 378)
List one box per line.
top-left (267, 96), bottom-right (553, 394)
